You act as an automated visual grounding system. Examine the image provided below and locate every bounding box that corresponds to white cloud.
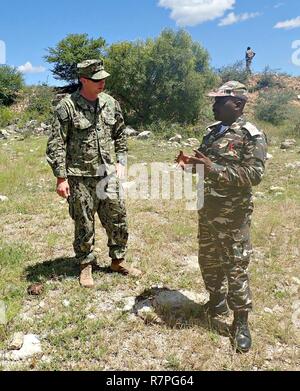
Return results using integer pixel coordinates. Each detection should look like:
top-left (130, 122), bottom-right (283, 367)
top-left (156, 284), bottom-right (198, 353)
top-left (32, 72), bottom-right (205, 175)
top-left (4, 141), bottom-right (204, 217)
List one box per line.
top-left (158, 0), bottom-right (235, 27)
top-left (17, 62), bottom-right (46, 74)
top-left (218, 11), bottom-right (261, 26)
top-left (274, 3), bottom-right (284, 9)
top-left (274, 16), bottom-right (300, 30)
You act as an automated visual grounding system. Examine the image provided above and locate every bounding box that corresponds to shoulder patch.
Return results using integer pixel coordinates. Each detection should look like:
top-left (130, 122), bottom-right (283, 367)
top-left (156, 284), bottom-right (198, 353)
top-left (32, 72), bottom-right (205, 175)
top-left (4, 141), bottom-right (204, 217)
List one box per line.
top-left (55, 103), bottom-right (69, 121)
top-left (243, 122), bottom-right (262, 137)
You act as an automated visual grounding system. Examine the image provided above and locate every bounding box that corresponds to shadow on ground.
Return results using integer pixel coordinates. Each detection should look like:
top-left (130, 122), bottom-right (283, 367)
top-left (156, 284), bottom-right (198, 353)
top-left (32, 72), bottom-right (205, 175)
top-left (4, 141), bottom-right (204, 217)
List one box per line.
top-left (25, 257), bottom-right (112, 283)
top-left (134, 287), bottom-right (232, 338)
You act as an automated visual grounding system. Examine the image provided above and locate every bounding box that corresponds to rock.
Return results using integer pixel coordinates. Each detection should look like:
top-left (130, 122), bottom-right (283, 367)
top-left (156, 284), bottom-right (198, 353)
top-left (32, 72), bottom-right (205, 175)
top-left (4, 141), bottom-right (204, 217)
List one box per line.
top-left (27, 283), bottom-right (44, 296)
top-left (124, 127), bottom-right (138, 137)
top-left (122, 297), bottom-right (136, 312)
top-left (254, 192), bottom-right (265, 198)
top-left (62, 299), bottom-right (70, 307)
top-left (26, 120), bottom-right (39, 128)
top-left (4, 334), bottom-right (42, 361)
top-left (285, 161), bottom-right (300, 169)
top-left (137, 131), bottom-right (153, 140)
top-left (169, 134), bottom-right (182, 143)
top-left (266, 153), bottom-right (273, 160)
top-left (269, 186), bottom-right (285, 193)
top-left (0, 129), bottom-right (9, 139)
top-left (86, 314), bottom-right (96, 320)
top-left (0, 195), bottom-right (9, 202)
top-left (153, 289), bottom-right (207, 309)
top-left (186, 138), bottom-right (200, 146)
top-left (292, 277), bottom-right (300, 285)
top-left (8, 333), bottom-right (24, 350)
top-left (280, 139), bottom-right (297, 149)
top-left (264, 307), bottom-right (274, 314)
top-left (182, 256), bottom-right (199, 271)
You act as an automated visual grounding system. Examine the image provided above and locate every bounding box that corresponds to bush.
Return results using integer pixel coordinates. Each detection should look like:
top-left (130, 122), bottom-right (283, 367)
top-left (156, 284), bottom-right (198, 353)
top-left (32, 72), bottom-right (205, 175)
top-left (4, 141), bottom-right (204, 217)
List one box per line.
top-left (26, 85), bottom-right (55, 121)
top-left (0, 65), bottom-right (24, 106)
top-left (256, 67), bottom-right (284, 90)
top-left (255, 89), bottom-right (295, 125)
top-left (216, 61), bottom-right (249, 84)
top-left (0, 106), bottom-right (15, 127)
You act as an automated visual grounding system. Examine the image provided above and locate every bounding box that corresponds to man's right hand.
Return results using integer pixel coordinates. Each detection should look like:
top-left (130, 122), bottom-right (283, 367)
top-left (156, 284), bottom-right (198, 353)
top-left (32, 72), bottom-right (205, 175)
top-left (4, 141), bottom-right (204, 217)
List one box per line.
top-left (56, 178), bottom-right (70, 199)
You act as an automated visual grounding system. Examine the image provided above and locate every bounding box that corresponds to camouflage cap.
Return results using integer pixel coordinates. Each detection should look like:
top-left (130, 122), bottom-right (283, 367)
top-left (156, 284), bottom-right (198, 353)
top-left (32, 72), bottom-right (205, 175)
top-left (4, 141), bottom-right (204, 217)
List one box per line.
top-left (77, 59), bottom-right (110, 80)
top-left (207, 81), bottom-right (248, 99)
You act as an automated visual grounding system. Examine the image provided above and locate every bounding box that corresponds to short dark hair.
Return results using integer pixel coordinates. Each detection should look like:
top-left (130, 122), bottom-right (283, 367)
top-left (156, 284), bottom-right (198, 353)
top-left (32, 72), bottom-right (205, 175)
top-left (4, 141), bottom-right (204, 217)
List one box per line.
top-left (247, 47), bottom-right (251, 50)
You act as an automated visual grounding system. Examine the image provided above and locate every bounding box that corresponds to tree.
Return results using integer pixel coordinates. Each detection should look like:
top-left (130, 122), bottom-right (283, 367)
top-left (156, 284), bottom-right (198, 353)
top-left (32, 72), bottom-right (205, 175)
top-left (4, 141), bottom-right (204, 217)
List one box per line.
top-left (217, 61), bottom-right (249, 84)
top-left (44, 34), bottom-right (106, 83)
top-left (0, 65), bottom-right (24, 106)
top-left (106, 29), bottom-right (216, 125)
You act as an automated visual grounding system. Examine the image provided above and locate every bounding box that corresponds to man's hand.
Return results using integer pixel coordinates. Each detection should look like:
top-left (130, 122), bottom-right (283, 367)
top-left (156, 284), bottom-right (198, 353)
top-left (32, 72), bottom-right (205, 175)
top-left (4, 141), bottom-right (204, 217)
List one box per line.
top-left (187, 150), bottom-right (213, 175)
top-left (116, 163), bottom-right (126, 180)
top-left (175, 151), bottom-right (191, 169)
top-left (56, 178), bottom-right (70, 199)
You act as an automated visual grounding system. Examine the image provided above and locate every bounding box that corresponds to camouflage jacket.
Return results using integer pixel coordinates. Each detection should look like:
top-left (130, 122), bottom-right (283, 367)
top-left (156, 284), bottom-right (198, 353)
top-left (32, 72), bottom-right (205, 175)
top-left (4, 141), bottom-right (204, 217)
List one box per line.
top-left (198, 116), bottom-right (267, 212)
top-left (46, 90), bottom-right (127, 178)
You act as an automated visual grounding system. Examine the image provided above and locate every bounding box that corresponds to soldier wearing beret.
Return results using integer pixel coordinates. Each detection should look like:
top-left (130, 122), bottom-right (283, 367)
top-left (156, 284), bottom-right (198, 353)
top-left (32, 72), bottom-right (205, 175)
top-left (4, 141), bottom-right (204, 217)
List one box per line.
top-left (177, 81), bottom-right (268, 352)
top-left (46, 59), bottom-right (142, 288)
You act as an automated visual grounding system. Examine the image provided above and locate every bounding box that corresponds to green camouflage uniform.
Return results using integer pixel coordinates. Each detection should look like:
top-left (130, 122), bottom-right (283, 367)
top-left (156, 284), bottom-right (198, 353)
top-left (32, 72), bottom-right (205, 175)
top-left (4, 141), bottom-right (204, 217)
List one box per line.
top-left (46, 62), bottom-right (128, 264)
top-left (197, 115), bottom-right (267, 311)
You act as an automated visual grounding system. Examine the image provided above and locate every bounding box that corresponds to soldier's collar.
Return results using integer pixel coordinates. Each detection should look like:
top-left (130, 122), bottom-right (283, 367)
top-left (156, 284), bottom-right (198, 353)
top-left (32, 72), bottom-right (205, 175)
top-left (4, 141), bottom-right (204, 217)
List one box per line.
top-left (228, 115), bottom-right (246, 132)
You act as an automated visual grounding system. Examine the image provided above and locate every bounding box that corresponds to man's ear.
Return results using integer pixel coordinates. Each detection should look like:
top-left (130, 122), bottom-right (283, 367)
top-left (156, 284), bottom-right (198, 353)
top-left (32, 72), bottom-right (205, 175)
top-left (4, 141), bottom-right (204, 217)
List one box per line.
top-left (234, 99), bottom-right (246, 111)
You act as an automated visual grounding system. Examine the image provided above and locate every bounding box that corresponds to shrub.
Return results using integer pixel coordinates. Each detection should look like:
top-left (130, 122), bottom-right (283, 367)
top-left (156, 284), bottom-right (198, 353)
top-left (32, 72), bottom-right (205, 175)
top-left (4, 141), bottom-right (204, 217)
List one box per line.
top-left (0, 65), bottom-right (24, 106)
top-left (216, 61), bottom-right (249, 84)
top-left (24, 85), bottom-right (55, 123)
top-left (255, 89), bottom-right (295, 125)
top-left (0, 106), bottom-right (15, 127)
top-left (256, 67), bottom-right (284, 90)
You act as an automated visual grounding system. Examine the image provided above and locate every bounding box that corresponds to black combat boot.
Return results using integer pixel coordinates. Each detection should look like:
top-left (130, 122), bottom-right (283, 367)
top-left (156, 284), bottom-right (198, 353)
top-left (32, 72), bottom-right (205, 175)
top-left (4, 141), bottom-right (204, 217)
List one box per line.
top-left (204, 293), bottom-right (230, 318)
top-left (232, 311), bottom-right (252, 353)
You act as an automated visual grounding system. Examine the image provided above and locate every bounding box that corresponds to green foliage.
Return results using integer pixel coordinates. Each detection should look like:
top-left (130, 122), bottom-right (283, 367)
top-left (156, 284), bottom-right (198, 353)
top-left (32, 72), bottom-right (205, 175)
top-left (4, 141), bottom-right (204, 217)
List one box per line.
top-left (0, 65), bottom-right (24, 106)
top-left (255, 89), bottom-right (295, 125)
top-left (25, 85), bottom-right (55, 122)
top-left (0, 106), bottom-right (15, 127)
top-left (256, 67), bottom-right (284, 90)
top-left (217, 61), bottom-right (249, 84)
top-left (44, 34), bottom-right (106, 83)
top-left (106, 29), bottom-right (216, 126)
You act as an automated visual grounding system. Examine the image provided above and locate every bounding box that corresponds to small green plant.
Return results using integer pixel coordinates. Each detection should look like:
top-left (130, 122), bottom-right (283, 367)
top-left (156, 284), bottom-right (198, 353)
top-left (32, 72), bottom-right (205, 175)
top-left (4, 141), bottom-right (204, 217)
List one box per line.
top-left (0, 106), bottom-right (15, 127)
top-left (0, 65), bottom-right (24, 106)
top-left (24, 85), bottom-right (55, 123)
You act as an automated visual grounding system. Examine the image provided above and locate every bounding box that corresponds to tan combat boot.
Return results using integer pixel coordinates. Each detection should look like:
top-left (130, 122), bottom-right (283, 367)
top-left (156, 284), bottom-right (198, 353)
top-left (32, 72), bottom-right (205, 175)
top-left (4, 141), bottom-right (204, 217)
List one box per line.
top-left (79, 263), bottom-right (94, 288)
top-left (110, 259), bottom-right (142, 277)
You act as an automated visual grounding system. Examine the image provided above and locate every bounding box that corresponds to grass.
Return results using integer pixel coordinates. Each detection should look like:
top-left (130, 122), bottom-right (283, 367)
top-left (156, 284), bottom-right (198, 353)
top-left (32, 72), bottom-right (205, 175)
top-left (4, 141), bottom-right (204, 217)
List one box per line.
top-left (0, 132), bottom-right (299, 371)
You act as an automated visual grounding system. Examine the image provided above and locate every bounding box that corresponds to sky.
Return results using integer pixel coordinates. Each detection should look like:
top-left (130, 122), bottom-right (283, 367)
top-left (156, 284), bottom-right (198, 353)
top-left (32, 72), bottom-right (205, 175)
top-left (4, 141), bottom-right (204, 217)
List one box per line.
top-left (1, 0), bottom-right (300, 85)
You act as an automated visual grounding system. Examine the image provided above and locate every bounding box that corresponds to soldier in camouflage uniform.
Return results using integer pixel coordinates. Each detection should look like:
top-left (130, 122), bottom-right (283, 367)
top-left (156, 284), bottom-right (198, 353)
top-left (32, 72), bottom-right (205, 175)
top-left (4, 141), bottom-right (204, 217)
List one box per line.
top-left (46, 59), bottom-right (142, 288)
top-left (176, 81), bottom-right (267, 352)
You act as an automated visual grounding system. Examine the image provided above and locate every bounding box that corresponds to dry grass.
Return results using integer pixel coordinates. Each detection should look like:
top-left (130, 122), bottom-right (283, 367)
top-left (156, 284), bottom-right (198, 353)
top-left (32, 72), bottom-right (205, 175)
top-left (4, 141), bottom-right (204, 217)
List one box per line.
top-left (0, 133), bottom-right (299, 371)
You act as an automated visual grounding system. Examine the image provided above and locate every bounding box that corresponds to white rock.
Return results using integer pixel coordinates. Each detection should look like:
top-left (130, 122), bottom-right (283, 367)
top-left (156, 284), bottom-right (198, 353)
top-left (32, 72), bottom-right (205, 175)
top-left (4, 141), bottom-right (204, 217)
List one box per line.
top-left (182, 256), bottom-right (199, 271)
top-left (137, 131), bottom-right (153, 140)
top-left (269, 186), bottom-right (285, 193)
top-left (187, 138), bottom-right (199, 145)
top-left (8, 333), bottom-right (24, 350)
top-left (285, 161), bottom-right (300, 169)
top-left (125, 127), bottom-right (138, 137)
top-left (122, 297), bottom-right (136, 312)
top-left (169, 134), bottom-right (182, 143)
top-left (62, 300), bottom-right (70, 307)
top-left (86, 314), bottom-right (97, 320)
top-left (266, 153), bottom-right (273, 160)
top-left (280, 139), bottom-right (297, 149)
top-left (4, 334), bottom-right (42, 361)
top-left (254, 192), bottom-right (265, 198)
top-left (292, 277), bottom-right (300, 285)
top-left (264, 307), bottom-right (274, 314)
top-left (0, 195), bottom-right (9, 202)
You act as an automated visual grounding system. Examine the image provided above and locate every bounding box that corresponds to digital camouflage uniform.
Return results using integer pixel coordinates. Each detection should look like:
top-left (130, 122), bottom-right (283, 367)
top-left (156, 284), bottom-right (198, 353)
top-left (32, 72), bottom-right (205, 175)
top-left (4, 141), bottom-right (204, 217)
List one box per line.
top-left (197, 114), bottom-right (267, 312)
top-left (46, 62), bottom-right (128, 264)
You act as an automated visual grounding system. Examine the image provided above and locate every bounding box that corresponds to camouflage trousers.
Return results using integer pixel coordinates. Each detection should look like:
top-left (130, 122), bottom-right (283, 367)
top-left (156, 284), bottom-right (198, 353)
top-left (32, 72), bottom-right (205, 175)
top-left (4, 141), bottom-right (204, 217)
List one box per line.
top-left (68, 176), bottom-right (128, 264)
top-left (198, 212), bottom-right (253, 311)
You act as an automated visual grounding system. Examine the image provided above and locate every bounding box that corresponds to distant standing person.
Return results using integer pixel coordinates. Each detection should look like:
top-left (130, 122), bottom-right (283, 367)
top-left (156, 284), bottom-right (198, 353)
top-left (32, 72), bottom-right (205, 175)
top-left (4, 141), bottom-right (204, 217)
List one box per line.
top-left (246, 47), bottom-right (256, 73)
